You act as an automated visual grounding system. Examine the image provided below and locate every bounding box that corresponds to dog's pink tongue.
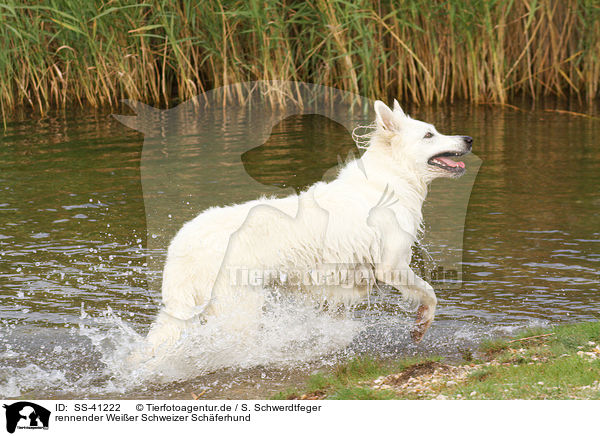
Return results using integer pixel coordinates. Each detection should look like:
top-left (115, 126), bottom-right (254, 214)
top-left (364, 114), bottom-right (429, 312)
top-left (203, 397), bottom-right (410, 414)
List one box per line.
top-left (436, 157), bottom-right (465, 168)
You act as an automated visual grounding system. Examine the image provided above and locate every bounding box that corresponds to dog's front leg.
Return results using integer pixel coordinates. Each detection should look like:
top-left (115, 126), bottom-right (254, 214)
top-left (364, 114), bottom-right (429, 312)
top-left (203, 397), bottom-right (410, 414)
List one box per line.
top-left (400, 267), bottom-right (437, 343)
top-left (368, 202), bottom-right (438, 342)
top-left (374, 263), bottom-right (437, 342)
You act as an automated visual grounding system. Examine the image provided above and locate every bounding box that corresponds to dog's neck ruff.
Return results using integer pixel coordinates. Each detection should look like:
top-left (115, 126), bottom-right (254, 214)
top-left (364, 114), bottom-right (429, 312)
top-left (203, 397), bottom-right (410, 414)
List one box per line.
top-left (360, 146), bottom-right (429, 203)
top-left (333, 146), bottom-right (428, 239)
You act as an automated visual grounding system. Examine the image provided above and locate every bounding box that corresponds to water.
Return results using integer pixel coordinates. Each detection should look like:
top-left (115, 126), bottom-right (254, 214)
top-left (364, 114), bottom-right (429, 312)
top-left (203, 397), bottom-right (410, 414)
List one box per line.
top-left (1, 100), bottom-right (599, 399)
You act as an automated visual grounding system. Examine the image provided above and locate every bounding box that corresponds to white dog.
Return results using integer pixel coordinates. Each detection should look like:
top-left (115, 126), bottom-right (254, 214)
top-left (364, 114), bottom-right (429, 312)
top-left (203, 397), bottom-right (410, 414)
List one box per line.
top-left (144, 100), bottom-right (472, 355)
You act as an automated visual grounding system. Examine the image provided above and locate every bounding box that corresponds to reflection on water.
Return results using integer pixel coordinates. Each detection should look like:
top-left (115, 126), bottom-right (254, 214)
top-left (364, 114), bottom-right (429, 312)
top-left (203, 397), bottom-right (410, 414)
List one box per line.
top-left (0, 100), bottom-right (598, 399)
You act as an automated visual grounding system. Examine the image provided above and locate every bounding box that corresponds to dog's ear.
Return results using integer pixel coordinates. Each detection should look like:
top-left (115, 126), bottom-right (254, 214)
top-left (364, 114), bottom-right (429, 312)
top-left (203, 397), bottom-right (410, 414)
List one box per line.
top-left (374, 100), bottom-right (398, 131)
top-left (393, 99), bottom-right (406, 118)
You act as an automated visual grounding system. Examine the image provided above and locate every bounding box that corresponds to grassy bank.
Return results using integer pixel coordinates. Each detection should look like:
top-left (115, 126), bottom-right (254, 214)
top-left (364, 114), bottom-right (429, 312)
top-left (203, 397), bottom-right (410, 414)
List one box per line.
top-left (1, 0), bottom-right (600, 116)
top-left (274, 321), bottom-right (600, 400)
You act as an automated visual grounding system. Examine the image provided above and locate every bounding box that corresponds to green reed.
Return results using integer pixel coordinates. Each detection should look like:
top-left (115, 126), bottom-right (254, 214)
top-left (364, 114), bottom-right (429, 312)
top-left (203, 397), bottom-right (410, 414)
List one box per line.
top-left (1, 0), bottom-right (599, 116)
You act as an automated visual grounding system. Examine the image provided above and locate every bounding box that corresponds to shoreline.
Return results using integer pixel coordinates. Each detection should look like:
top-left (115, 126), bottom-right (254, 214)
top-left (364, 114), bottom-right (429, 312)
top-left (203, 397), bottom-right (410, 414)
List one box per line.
top-left (273, 322), bottom-right (600, 400)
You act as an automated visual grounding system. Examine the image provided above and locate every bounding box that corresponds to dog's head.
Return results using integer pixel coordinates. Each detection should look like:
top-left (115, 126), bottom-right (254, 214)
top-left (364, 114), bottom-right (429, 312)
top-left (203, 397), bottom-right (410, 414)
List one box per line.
top-left (371, 100), bottom-right (472, 181)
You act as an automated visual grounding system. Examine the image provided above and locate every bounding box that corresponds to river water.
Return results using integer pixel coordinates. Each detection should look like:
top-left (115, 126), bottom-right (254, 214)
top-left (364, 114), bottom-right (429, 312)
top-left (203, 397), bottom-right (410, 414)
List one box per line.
top-left (1, 99), bottom-right (598, 399)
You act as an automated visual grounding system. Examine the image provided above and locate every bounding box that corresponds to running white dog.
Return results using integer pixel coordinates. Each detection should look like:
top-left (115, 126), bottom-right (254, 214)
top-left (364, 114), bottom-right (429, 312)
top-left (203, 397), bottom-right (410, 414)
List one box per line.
top-left (145, 100), bottom-right (472, 354)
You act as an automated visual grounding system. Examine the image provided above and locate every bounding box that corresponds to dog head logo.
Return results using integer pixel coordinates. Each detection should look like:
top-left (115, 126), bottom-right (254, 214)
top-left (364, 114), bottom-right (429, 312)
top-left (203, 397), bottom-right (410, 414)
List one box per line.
top-left (114, 82), bottom-right (479, 296)
top-left (3, 402), bottom-right (50, 433)
top-left (115, 82), bottom-right (481, 352)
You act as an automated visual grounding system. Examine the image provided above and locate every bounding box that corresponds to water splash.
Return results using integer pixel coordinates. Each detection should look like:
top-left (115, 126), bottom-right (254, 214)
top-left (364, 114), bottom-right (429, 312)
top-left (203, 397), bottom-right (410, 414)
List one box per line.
top-left (0, 293), bottom-right (362, 398)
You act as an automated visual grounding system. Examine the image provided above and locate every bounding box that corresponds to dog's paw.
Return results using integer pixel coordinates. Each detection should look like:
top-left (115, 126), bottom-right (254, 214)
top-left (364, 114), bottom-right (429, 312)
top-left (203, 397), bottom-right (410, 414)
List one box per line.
top-left (410, 304), bottom-right (433, 343)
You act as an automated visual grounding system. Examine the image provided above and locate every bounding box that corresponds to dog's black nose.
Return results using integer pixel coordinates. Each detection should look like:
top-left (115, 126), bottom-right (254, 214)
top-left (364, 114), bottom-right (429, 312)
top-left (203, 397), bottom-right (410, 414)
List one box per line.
top-left (463, 136), bottom-right (473, 150)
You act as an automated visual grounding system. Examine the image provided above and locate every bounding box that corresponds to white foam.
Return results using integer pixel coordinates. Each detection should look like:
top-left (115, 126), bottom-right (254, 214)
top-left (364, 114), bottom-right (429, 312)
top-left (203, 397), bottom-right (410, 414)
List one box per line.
top-left (71, 294), bottom-right (362, 392)
top-left (0, 364), bottom-right (68, 398)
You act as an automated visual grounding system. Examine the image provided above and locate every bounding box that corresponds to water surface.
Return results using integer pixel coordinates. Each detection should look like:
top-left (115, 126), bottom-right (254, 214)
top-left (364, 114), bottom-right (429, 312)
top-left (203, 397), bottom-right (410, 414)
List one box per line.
top-left (0, 101), bottom-right (598, 399)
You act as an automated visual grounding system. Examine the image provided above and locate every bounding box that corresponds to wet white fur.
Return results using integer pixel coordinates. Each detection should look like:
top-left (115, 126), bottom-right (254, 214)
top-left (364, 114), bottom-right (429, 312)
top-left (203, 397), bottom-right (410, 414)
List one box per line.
top-left (144, 100), bottom-right (469, 354)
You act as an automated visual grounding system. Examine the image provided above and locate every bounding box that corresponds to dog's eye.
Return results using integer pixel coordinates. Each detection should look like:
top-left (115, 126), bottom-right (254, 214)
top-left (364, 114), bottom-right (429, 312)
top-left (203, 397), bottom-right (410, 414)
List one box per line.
top-left (424, 132), bottom-right (434, 139)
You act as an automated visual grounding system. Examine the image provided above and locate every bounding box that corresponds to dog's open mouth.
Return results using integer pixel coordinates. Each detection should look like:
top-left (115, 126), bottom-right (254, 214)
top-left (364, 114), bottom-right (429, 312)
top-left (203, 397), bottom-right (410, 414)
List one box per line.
top-left (428, 151), bottom-right (468, 173)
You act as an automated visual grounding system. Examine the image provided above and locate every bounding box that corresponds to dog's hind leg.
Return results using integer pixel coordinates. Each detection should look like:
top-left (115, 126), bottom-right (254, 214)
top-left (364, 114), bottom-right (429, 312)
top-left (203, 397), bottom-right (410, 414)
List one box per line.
top-left (140, 256), bottom-right (217, 359)
top-left (145, 309), bottom-right (192, 355)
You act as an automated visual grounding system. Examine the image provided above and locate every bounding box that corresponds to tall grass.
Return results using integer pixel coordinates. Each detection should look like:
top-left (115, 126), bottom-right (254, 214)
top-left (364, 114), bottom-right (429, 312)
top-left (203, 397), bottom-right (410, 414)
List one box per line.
top-left (1, 0), bottom-right (599, 115)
